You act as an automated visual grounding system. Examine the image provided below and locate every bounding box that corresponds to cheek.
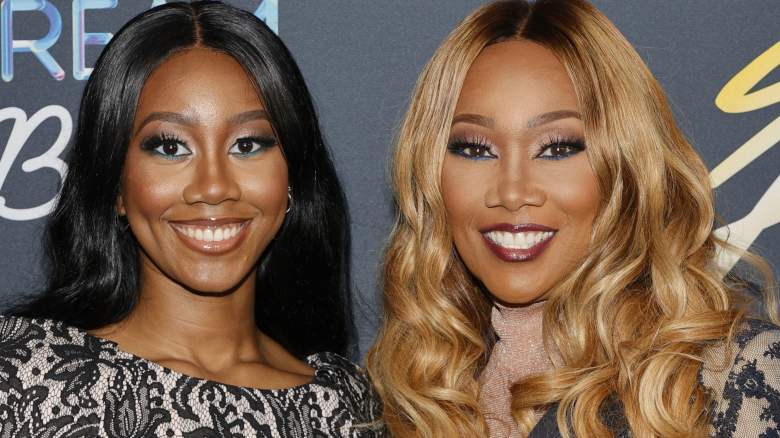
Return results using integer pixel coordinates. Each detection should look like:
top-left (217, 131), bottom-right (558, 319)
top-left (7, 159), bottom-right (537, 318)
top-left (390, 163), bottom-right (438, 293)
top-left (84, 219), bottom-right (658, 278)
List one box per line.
top-left (440, 156), bottom-right (490, 277)
top-left (441, 156), bottom-right (482, 229)
top-left (569, 174), bottom-right (600, 225)
top-left (244, 176), bottom-right (287, 212)
top-left (551, 161), bottom-right (601, 242)
top-left (240, 152), bottom-right (289, 216)
top-left (121, 154), bottom-right (182, 218)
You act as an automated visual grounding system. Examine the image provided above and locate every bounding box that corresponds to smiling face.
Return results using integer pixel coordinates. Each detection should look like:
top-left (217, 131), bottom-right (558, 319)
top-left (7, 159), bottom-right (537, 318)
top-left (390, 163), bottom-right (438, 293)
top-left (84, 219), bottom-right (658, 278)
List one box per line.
top-left (441, 40), bottom-right (601, 305)
top-left (119, 48), bottom-right (288, 294)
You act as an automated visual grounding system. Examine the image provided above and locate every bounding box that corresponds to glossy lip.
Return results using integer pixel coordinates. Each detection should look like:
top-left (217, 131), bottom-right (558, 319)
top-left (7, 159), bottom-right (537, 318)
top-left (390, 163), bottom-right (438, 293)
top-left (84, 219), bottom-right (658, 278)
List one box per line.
top-left (479, 223), bottom-right (557, 262)
top-left (168, 217), bottom-right (252, 255)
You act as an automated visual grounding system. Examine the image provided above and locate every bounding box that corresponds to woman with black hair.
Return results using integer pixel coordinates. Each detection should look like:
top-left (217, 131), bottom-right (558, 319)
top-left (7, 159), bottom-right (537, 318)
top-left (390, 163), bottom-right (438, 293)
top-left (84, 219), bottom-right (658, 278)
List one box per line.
top-left (0, 2), bottom-right (381, 436)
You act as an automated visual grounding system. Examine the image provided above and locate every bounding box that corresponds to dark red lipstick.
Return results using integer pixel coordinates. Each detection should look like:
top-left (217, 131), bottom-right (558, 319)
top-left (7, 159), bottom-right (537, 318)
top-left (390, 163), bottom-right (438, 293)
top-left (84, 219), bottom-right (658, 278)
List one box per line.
top-left (480, 223), bottom-right (557, 262)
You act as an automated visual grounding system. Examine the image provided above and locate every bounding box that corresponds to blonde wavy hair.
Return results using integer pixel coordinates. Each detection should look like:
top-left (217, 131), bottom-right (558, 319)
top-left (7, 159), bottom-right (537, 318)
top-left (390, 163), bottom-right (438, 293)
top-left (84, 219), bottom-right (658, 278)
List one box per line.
top-left (366, 0), bottom-right (779, 436)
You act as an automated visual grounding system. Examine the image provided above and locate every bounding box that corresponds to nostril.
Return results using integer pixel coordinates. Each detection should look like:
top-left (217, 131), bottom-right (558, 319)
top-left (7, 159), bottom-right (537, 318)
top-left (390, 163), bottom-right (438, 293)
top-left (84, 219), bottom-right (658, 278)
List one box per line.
top-left (183, 162), bottom-right (242, 205)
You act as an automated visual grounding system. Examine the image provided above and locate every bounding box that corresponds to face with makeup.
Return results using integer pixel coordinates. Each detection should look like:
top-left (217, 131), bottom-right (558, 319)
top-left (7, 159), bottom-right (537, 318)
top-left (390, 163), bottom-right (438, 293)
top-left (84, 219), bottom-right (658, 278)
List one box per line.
top-left (441, 40), bottom-right (601, 305)
top-left (118, 47), bottom-right (288, 294)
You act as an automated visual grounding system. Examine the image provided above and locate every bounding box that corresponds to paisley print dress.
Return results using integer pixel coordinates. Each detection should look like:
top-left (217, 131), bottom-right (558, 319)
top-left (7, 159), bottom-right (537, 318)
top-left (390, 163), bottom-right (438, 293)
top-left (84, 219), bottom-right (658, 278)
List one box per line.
top-left (0, 316), bottom-right (384, 437)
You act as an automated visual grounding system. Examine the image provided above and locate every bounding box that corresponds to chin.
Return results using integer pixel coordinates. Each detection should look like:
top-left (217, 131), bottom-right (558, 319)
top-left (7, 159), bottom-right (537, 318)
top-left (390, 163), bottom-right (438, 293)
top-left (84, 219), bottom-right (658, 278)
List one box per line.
top-left (176, 270), bottom-right (254, 296)
top-left (143, 250), bottom-right (256, 294)
top-left (180, 281), bottom-right (246, 296)
top-left (483, 280), bottom-right (546, 306)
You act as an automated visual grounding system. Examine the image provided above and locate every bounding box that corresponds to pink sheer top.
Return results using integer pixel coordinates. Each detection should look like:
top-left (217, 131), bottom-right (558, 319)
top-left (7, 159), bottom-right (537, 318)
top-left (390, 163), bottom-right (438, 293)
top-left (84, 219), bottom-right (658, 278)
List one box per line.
top-left (478, 301), bottom-right (554, 437)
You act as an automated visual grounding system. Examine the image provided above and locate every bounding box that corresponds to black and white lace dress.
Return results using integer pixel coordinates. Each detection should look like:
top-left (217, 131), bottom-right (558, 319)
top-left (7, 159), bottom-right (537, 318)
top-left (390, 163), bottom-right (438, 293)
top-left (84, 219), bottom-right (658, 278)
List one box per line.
top-left (0, 316), bottom-right (384, 437)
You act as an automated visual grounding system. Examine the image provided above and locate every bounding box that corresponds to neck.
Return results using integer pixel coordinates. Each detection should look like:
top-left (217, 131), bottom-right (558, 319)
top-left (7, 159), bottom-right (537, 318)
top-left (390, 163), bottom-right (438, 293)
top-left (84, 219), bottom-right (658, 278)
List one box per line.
top-left (97, 256), bottom-right (263, 371)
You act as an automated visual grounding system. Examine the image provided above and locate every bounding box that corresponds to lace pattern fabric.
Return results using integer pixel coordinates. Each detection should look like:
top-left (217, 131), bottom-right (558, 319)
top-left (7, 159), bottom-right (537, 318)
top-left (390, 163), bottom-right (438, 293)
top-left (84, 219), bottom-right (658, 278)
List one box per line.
top-left (0, 316), bottom-right (384, 437)
top-left (705, 319), bottom-right (780, 437)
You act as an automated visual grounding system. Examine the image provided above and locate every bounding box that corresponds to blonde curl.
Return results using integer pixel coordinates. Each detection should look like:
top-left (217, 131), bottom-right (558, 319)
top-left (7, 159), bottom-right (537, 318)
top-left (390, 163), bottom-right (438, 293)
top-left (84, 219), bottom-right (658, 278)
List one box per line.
top-left (367, 1), bottom-right (778, 437)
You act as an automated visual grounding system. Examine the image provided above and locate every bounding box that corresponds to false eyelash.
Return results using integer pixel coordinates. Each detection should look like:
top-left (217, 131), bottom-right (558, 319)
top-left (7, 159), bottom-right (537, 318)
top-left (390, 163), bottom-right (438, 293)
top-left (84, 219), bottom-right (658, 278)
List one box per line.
top-left (140, 131), bottom-right (186, 151)
top-left (447, 135), bottom-right (495, 159)
top-left (229, 135), bottom-right (279, 159)
top-left (241, 136), bottom-right (278, 149)
top-left (447, 134), bottom-right (491, 150)
top-left (538, 133), bottom-right (586, 149)
top-left (535, 134), bottom-right (586, 160)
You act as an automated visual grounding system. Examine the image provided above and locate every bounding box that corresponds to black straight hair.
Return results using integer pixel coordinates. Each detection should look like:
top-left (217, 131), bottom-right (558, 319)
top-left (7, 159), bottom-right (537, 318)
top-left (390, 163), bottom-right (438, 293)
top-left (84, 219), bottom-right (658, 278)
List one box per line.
top-left (11, 0), bottom-right (354, 359)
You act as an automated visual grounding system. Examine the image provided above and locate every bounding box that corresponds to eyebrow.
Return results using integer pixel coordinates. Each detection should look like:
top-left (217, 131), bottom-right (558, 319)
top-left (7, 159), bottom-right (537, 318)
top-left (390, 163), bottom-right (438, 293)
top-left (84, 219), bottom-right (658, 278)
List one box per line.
top-left (525, 110), bottom-right (581, 128)
top-left (133, 109), bottom-right (269, 135)
top-left (451, 110), bottom-right (581, 129)
top-left (134, 112), bottom-right (194, 135)
top-left (451, 113), bottom-right (495, 128)
top-left (227, 109), bottom-right (269, 125)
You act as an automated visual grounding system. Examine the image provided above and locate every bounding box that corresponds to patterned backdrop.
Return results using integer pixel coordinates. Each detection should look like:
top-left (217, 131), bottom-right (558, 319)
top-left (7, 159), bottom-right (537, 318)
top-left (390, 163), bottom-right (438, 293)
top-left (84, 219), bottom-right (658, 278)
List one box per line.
top-left (0, 0), bottom-right (778, 357)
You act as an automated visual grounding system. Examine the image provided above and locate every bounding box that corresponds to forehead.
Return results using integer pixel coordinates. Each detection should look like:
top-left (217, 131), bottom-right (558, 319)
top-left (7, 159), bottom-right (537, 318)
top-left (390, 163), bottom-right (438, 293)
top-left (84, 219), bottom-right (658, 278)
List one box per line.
top-left (134, 48), bottom-right (264, 123)
top-left (455, 40), bottom-right (579, 120)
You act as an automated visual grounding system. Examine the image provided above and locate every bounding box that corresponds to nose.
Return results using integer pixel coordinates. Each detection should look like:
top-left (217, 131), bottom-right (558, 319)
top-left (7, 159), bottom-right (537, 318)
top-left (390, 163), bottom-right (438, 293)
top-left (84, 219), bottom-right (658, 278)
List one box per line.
top-left (486, 160), bottom-right (546, 211)
top-left (182, 154), bottom-right (241, 205)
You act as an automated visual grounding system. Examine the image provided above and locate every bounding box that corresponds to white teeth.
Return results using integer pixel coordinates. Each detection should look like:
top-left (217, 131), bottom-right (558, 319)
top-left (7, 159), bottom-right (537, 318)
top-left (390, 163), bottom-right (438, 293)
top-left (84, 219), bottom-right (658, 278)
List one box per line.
top-left (173, 223), bottom-right (245, 243)
top-left (484, 231), bottom-right (554, 250)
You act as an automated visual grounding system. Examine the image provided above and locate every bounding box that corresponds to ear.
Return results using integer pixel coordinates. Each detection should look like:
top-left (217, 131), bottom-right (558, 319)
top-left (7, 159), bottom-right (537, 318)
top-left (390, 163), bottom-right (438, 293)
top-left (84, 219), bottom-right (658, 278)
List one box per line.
top-left (116, 193), bottom-right (126, 216)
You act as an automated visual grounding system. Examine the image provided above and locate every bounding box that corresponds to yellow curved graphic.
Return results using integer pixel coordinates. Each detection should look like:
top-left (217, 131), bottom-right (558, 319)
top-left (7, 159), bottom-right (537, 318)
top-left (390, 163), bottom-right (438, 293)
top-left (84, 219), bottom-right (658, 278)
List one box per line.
top-left (716, 41), bottom-right (780, 114)
top-left (711, 41), bottom-right (780, 189)
top-left (713, 41), bottom-right (780, 273)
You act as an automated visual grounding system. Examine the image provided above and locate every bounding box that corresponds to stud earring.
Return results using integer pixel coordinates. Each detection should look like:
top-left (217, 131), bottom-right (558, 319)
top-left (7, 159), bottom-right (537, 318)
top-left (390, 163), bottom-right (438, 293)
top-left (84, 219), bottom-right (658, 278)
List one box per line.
top-left (286, 186), bottom-right (292, 214)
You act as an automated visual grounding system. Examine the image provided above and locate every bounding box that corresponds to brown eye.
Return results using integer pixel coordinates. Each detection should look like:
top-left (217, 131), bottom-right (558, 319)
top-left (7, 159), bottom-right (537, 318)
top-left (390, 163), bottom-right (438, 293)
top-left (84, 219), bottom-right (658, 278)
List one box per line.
top-left (162, 142), bottom-right (180, 156)
top-left (141, 134), bottom-right (191, 159)
top-left (447, 138), bottom-right (496, 160)
top-left (236, 139), bottom-right (255, 154)
top-left (228, 136), bottom-right (276, 157)
top-left (537, 139), bottom-right (586, 160)
top-left (469, 145), bottom-right (489, 156)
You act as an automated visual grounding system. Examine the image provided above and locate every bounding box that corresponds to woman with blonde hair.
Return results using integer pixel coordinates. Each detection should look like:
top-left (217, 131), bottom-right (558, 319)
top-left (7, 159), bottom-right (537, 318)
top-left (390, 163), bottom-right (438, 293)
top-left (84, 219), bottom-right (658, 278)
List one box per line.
top-left (367, 0), bottom-right (780, 436)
